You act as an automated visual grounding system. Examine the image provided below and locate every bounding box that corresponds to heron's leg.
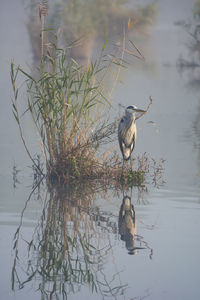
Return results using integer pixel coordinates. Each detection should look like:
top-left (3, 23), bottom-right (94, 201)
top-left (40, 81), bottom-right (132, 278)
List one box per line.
top-left (130, 156), bottom-right (133, 171)
top-left (122, 159), bottom-right (125, 176)
top-left (130, 155), bottom-right (136, 172)
top-left (121, 160), bottom-right (125, 189)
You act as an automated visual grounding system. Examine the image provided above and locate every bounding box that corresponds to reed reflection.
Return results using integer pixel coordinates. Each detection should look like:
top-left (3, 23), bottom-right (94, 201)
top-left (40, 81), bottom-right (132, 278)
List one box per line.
top-left (12, 182), bottom-right (127, 299)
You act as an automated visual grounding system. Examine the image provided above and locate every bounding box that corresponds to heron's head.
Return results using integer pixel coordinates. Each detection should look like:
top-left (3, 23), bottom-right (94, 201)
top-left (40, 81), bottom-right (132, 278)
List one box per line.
top-left (125, 105), bottom-right (145, 115)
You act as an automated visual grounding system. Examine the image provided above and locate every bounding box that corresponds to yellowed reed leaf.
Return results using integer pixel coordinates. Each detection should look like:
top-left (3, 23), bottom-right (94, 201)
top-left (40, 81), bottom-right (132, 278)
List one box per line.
top-left (128, 16), bottom-right (139, 29)
top-left (128, 16), bottom-right (133, 29)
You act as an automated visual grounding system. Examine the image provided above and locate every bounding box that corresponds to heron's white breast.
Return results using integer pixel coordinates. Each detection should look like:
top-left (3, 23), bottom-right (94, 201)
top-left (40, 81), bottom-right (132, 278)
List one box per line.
top-left (124, 122), bottom-right (137, 146)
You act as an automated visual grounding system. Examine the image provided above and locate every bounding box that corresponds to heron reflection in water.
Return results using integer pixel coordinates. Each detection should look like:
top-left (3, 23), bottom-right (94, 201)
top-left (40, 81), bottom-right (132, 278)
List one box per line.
top-left (118, 195), bottom-right (137, 255)
top-left (118, 195), bottom-right (153, 256)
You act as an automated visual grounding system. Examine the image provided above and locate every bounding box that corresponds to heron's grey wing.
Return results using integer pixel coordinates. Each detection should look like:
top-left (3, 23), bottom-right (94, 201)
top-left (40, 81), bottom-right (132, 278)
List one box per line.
top-left (118, 134), bottom-right (124, 157)
top-left (118, 117), bottom-right (136, 149)
top-left (118, 117), bottom-right (126, 154)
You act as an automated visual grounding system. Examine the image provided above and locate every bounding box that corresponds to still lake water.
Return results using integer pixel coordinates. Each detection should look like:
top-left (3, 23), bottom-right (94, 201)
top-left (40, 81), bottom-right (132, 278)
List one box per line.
top-left (0, 0), bottom-right (200, 299)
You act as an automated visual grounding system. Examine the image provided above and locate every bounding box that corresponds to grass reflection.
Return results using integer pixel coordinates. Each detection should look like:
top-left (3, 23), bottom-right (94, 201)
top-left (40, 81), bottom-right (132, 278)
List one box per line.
top-left (11, 155), bottom-right (161, 298)
top-left (12, 183), bottom-right (129, 299)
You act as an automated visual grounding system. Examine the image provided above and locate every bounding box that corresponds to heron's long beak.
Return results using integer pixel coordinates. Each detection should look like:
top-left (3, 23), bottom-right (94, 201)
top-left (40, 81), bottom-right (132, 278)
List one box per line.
top-left (134, 108), bottom-right (146, 113)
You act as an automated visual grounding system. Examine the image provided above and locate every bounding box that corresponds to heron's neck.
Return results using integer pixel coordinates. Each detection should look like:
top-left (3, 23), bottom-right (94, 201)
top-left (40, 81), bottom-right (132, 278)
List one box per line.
top-left (126, 112), bottom-right (135, 122)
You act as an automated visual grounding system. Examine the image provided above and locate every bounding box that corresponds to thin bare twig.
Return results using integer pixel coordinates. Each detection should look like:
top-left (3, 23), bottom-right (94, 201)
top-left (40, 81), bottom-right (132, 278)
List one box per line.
top-left (135, 96), bottom-right (152, 121)
top-left (116, 39), bottom-right (145, 61)
top-left (116, 45), bottom-right (144, 60)
top-left (129, 39), bottom-right (145, 61)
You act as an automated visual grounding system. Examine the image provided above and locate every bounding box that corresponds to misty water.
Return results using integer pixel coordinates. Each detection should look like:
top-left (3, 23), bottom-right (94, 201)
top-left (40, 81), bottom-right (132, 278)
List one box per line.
top-left (1, 0), bottom-right (200, 299)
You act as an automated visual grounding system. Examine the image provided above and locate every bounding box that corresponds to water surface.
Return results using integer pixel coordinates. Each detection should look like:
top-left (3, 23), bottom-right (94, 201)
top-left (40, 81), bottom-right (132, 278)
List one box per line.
top-left (0, 1), bottom-right (200, 299)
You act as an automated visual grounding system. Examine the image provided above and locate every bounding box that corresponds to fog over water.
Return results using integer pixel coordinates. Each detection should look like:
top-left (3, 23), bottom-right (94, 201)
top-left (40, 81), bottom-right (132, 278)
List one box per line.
top-left (0, 1), bottom-right (200, 300)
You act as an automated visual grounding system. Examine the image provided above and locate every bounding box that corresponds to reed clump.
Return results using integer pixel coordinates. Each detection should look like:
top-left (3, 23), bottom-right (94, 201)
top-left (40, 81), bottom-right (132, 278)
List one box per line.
top-left (47, 150), bottom-right (145, 186)
top-left (11, 46), bottom-right (147, 187)
top-left (10, 0), bottom-right (160, 188)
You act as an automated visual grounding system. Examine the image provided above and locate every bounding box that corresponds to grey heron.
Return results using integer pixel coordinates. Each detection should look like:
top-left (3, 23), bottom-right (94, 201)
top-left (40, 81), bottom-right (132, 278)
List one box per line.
top-left (118, 105), bottom-right (145, 163)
